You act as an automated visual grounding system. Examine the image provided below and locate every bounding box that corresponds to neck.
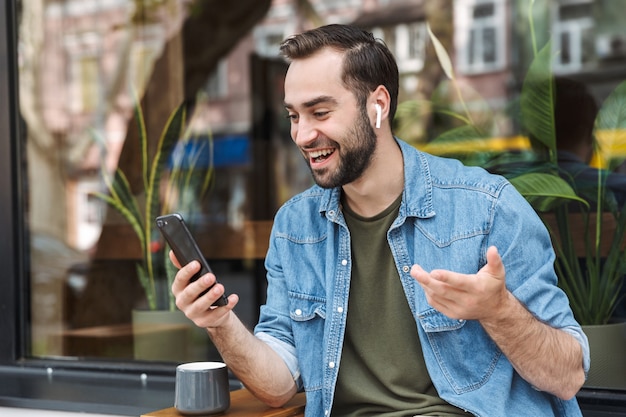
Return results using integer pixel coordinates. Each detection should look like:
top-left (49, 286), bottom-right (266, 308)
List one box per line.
top-left (341, 135), bottom-right (404, 217)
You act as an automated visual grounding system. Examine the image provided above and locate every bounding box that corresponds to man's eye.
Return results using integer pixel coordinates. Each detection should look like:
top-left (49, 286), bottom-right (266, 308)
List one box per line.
top-left (314, 111), bottom-right (330, 118)
top-left (286, 114), bottom-right (298, 121)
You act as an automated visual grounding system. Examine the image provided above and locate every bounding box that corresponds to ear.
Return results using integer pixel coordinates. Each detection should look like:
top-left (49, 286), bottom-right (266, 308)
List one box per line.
top-left (370, 85), bottom-right (391, 129)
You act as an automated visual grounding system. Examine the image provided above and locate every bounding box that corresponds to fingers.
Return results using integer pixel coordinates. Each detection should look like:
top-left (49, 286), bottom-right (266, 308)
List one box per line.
top-left (171, 260), bottom-right (238, 328)
top-left (411, 264), bottom-right (464, 304)
top-left (172, 263), bottom-right (221, 306)
top-left (188, 293), bottom-right (240, 329)
top-left (168, 250), bottom-right (182, 269)
top-left (171, 260), bottom-right (202, 295)
top-left (410, 246), bottom-right (507, 320)
top-left (411, 263), bottom-right (466, 289)
top-left (412, 246), bottom-right (504, 287)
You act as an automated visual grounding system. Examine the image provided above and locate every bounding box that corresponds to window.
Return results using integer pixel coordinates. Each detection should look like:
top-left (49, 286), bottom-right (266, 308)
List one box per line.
top-left (454, 0), bottom-right (506, 74)
top-left (1, 0), bottom-right (625, 415)
top-left (129, 25), bottom-right (163, 97)
top-left (205, 60), bottom-right (228, 98)
top-left (64, 31), bottom-right (101, 114)
top-left (371, 22), bottom-right (427, 74)
top-left (1, 0), bottom-right (269, 413)
top-left (552, 0), bottom-right (594, 72)
top-left (394, 22), bottom-right (427, 73)
top-left (254, 26), bottom-right (286, 57)
top-left (78, 55), bottom-right (100, 112)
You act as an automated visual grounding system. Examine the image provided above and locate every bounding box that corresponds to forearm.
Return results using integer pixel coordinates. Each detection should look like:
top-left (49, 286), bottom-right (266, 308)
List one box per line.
top-left (207, 312), bottom-right (297, 407)
top-left (480, 291), bottom-right (585, 400)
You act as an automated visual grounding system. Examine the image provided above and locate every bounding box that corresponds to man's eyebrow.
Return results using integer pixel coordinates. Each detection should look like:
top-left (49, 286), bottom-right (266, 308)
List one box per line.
top-left (284, 95), bottom-right (338, 110)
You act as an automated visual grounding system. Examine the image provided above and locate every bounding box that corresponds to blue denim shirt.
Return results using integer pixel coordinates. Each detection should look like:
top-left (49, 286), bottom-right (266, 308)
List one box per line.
top-left (254, 139), bottom-right (590, 417)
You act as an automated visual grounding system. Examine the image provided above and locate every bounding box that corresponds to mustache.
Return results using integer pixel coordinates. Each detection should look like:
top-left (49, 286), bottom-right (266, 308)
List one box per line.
top-left (301, 138), bottom-right (338, 151)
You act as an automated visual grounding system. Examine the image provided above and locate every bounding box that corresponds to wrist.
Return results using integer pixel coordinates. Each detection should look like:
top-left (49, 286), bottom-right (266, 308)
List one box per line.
top-left (480, 290), bottom-right (519, 328)
top-left (206, 309), bottom-right (235, 333)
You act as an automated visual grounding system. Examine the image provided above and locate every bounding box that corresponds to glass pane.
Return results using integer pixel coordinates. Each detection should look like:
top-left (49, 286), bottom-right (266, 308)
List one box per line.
top-left (468, 29), bottom-right (476, 66)
top-left (482, 27), bottom-right (496, 63)
top-left (560, 3), bottom-right (593, 21)
top-left (560, 31), bottom-right (572, 64)
top-left (581, 26), bottom-right (595, 64)
top-left (13, 0), bottom-right (626, 400)
top-left (473, 3), bottom-right (495, 19)
top-left (407, 23), bottom-right (424, 60)
top-left (21, 0), bottom-right (303, 363)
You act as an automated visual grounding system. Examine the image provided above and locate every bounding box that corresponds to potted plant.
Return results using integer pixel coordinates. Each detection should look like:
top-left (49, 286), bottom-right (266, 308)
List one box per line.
top-left (93, 96), bottom-right (216, 360)
top-left (510, 54), bottom-right (626, 389)
top-left (420, 19), bottom-right (626, 388)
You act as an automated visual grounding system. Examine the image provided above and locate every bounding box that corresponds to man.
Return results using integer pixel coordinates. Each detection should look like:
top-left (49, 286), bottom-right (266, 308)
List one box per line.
top-left (553, 76), bottom-right (626, 208)
top-left (171, 24), bottom-right (589, 416)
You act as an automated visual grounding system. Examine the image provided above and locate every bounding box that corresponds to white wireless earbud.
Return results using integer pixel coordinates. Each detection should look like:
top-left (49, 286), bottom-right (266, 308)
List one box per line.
top-left (375, 104), bottom-right (382, 129)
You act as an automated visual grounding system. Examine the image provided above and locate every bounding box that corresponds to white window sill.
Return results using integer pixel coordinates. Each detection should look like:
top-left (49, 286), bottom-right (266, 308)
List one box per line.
top-left (0, 407), bottom-right (115, 417)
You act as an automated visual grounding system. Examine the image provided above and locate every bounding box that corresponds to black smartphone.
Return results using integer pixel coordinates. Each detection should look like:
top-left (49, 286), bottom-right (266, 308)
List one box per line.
top-left (155, 213), bottom-right (228, 307)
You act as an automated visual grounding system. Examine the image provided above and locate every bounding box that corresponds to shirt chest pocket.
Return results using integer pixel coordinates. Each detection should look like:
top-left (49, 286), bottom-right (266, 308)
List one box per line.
top-left (289, 295), bottom-right (326, 322)
top-left (419, 309), bottom-right (502, 394)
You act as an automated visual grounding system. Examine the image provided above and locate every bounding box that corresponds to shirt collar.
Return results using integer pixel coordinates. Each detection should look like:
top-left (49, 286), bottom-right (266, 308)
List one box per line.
top-left (317, 138), bottom-right (436, 219)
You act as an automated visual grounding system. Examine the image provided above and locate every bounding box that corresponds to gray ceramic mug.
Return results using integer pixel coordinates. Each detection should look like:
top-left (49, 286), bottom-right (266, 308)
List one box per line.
top-left (174, 361), bottom-right (230, 415)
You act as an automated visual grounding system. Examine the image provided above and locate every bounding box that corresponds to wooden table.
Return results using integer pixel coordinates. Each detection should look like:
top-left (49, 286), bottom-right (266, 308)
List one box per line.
top-left (141, 388), bottom-right (306, 417)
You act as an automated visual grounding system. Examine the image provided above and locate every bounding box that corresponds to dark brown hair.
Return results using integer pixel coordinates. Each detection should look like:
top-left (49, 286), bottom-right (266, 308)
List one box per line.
top-left (280, 24), bottom-right (400, 122)
top-left (553, 76), bottom-right (599, 154)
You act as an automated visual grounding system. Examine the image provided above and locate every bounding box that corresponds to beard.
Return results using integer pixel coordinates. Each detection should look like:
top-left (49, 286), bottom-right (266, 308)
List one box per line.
top-left (307, 106), bottom-right (378, 189)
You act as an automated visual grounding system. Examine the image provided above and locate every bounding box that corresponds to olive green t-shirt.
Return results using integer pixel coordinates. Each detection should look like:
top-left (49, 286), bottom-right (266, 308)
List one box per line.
top-left (332, 195), bottom-right (472, 417)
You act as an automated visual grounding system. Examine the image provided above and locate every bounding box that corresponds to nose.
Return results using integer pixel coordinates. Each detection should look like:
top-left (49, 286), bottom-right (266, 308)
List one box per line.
top-left (292, 117), bottom-right (318, 147)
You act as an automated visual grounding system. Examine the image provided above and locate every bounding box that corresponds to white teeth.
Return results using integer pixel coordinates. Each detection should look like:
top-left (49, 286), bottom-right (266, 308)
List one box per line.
top-left (309, 149), bottom-right (333, 159)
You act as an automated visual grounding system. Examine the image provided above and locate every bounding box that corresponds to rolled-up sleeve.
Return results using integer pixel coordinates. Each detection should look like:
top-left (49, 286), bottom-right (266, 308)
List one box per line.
top-left (255, 331), bottom-right (303, 390)
top-left (562, 325), bottom-right (591, 375)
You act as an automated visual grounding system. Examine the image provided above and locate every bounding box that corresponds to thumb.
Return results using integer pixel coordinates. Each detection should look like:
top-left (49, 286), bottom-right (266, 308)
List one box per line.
top-left (481, 246), bottom-right (505, 279)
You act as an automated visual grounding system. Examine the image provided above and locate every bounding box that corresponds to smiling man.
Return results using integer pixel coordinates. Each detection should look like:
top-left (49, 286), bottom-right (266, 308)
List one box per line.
top-left (171, 24), bottom-right (589, 417)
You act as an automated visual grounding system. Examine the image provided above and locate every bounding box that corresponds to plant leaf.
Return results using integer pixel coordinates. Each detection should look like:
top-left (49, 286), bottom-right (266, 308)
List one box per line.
top-left (594, 80), bottom-right (626, 171)
top-left (520, 42), bottom-right (556, 161)
top-left (427, 23), bottom-right (454, 80)
top-left (509, 172), bottom-right (588, 212)
top-left (91, 190), bottom-right (145, 251)
top-left (424, 124), bottom-right (485, 152)
top-left (144, 101), bottom-right (187, 290)
top-left (131, 89), bottom-right (150, 192)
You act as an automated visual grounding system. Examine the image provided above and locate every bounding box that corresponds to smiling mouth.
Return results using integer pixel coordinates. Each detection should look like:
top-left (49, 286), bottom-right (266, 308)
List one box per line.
top-left (309, 148), bottom-right (335, 163)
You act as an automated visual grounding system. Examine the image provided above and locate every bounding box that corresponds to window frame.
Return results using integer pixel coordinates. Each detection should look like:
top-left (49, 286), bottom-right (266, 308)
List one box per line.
top-left (374, 22), bottom-right (427, 75)
top-left (551, 0), bottom-right (594, 73)
top-left (454, 0), bottom-right (507, 75)
top-left (253, 24), bottom-right (288, 58)
top-left (0, 0), bottom-right (625, 415)
top-left (0, 0), bottom-right (25, 364)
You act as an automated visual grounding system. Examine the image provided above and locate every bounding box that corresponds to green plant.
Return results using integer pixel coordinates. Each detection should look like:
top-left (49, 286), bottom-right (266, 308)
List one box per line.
top-left (515, 64), bottom-right (626, 324)
top-left (419, 12), bottom-right (626, 325)
top-left (513, 43), bottom-right (626, 324)
top-left (93, 98), bottom-right (214, 311)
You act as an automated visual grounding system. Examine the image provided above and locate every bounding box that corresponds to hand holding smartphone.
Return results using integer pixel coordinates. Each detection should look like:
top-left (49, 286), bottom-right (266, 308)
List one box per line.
top-left (156, 213), bottom-right (228, 307)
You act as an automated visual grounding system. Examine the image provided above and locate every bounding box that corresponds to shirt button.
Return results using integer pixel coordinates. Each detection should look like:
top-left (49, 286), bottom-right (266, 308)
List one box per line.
top-left (328, 210), bottom-right (335, 217)
top-left (295, 309), bottom-right (302, 316)
top-left (402, 265), bottom-right (410, 273)
top-left (328, 361), bottom-right (335, 368)
top-left (341, 259), bottom-right (348, 266)
top-left (337, 307), bottom-right (344, 313)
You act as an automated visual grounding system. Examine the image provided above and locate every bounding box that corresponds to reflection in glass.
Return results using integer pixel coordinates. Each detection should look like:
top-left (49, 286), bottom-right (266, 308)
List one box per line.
top-left (483, 27), bottom-right (495, 64)
top-left (15, 0), bottom-right (626, 393)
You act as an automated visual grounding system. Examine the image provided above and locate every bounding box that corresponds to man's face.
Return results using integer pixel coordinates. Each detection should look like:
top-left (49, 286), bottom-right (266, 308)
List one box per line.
top-left (283, 48), bottom-right (377, 189)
